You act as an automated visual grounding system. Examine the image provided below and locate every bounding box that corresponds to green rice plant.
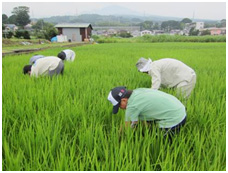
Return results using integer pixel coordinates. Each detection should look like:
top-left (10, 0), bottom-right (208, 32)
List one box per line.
top-left (2, 42), bottom-right (226, 171)
top-left (95, 35), bottom-right (226, 43)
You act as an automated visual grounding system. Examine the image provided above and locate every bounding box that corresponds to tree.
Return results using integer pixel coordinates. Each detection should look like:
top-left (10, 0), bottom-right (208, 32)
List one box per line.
top-left (8, 15), bottom-right (17, 24)
top-left (189, 28), bottom-right (199, 36)
top-left (204, 22), bottom-right (216, 28)
top-left (14, 30), bottom-right (31, 39)
top-left (220, 19), bottom-right (226, 27)
top-left (140, 21), bottom-right (153, 30)
top-left (216, 19), bottom-right (226, 28)
top-left (23, 31), bottom-right (30, 39)
top-left (180, 18), bottom-right (192, 30)
top-left (3, 31), bottom-right (14, 39)
top-left (14, 30), bottom-right (24, 38)
top-left (33, 20), bottom-right (58, 40)
top-left (118, 32), bottom-right (132, 38)
top-left (32, 19), bottom-right (45, 30)
top-left (44, 27), bottom-right (58, 40)
top-left (152, 22), bottom-right (160, 30)
top-left (12, 6), bottom-right (30, 27)
top-left (2, 14), bottom-right (8, 24)
top-left (181, 18), bottom-right (192, 24)
top-left (161, 20), bottom-right (181, 32)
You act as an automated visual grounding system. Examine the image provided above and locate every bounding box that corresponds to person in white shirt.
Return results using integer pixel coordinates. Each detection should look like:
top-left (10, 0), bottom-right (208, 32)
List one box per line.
top-left (29, 54), bottom-right (45, 65)
top-left (23, 56), bottom-right (64, 77)
top-left (136, 58), bottom-right (196, 99)
top-left (57, 49), bottom-right (76, 61)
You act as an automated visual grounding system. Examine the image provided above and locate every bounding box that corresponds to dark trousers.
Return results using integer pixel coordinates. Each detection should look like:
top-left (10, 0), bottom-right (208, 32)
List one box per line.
top-left (162, 116), bottom-right (187, 142)
top-left (146, 116), bottom-right (186, 142)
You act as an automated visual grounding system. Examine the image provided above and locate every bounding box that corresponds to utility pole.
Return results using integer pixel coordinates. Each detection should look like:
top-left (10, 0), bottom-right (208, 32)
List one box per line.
top-left (192, 10), bottom-right (195, 22)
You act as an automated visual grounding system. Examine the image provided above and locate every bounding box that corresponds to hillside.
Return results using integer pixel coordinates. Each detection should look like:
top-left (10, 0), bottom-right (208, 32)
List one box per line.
top-left (32, 14), bottom-right (218, 26)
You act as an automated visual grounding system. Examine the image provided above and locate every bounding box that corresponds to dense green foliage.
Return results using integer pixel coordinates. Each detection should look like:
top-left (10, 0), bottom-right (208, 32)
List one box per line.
top-left (94, 35), bottom-right (226, 43)
top-left (2, 42), bottom-right (226, 171)
top-left (14, 30), bottom-right (31, 39)
top-left (2, 31), bottom-right (14, 39)
top-left (32, 20), bottom-right (58, 40)
top-left (2, 14), bottom-right (8, 24)
top-left (11, 6), bottom-right (30, 27)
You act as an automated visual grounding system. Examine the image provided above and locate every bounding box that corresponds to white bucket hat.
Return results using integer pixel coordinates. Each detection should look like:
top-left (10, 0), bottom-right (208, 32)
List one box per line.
top-left (136, 57), bottom-right (152, 72)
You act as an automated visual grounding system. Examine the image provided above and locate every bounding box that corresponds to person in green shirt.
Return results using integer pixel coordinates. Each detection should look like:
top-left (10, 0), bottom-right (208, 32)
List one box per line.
top-left (107, 86), bottom-right (187, 138)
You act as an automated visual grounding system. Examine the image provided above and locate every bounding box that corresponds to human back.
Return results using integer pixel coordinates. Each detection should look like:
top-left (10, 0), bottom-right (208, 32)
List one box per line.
top-left (126, 88), bottom-right (186, 128)
top-left (150, 58), bottom-right (195, 88)
top-left (31, 56), bottom-right (62, 77)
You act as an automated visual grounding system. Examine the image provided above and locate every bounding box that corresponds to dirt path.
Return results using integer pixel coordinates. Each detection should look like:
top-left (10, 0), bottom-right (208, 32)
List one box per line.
top-left (2, 42), bottom-right (91, 57)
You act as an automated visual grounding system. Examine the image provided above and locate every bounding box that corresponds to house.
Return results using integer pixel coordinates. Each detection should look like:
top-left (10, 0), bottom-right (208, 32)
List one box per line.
top-left (24, 24), bottom-right (33, 31)
top-left (141, 30), bottom-right (152, 36)
top-left (107, 29), bottom-right (117, 35)
top-left (180, 29), bottom-right (189, 36)
top-left (92, 30), bottom-right (107, 36)
top-left (4, 24), bottom-right (18, 31)
top-left (195, 22), bottom-right (204, 30)
top-left (199, 27), bottom-right (226, 35)
top-left (151, 30), bottom-right (165, 35)
top-left (210, 27), bottom-right (226, 35)
top-left (184, 22), bottom-right (204, 33)
top-left (93, 26), bottom-right (140, 32)
top-left (55, 23), bottom-right (93, 42)
top-left (170, 29), bottom-right (181, 35)
top-left (131, 30), bottom-right (141, 37)
top-left (184, 23), bottom-right (195, 30)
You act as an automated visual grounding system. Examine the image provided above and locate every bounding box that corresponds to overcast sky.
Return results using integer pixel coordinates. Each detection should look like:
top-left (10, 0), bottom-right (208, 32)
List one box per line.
top-left (2, 2), bottom-right (226, 20)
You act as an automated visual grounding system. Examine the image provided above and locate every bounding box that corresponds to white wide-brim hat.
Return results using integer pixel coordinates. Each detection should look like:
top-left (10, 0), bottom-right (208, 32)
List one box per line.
top-left (136, 57), bottom-right (152, 72)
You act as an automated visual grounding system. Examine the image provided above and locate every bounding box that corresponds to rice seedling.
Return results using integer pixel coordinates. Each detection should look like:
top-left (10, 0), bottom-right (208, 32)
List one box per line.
top-left (2, 42), bottom-right (226, 171)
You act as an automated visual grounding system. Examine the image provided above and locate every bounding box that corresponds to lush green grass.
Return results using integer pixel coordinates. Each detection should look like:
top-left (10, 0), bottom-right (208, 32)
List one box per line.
top-left (94, 35), bottom-right (226, 43)
top-left (2, 42), bottom-right (226, 171)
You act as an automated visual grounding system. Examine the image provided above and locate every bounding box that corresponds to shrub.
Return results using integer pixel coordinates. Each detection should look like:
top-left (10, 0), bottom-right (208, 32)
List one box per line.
top-left (2, 31), bottom-right (14, 39)
top-left (23, 31), bottom-right (31, 39)
top-left (14, 30), bottom-right (24, 38)
top-left (14, 30), bottom-right (31, 39)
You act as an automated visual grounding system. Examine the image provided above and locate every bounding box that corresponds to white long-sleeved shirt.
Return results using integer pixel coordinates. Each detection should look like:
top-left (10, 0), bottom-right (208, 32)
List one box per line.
top-left (31, 56), bottom-right (61, 77)
top-left (63, 49), bottom-right (76, 61)
top-left (29, 55), bottom-right (45, 64)
top-left (148, 58), bottom-right (195, 89)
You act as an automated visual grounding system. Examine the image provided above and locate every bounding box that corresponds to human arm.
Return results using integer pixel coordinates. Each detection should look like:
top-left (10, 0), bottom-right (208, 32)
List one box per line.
top-left (30, 67), bottom-right (39, 77)
top-left (118, 107), bottom-right (140, 137)
top-left (119, 121), bottom-right (138, 138)
top-left (149, 67), bottom-right (161, 90)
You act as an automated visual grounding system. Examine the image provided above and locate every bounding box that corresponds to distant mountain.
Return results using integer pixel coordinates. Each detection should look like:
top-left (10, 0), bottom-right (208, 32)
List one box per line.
top-left (81, 5), bottom-right (218, 23)
top-left (32, 12), bottom-right (218, 27)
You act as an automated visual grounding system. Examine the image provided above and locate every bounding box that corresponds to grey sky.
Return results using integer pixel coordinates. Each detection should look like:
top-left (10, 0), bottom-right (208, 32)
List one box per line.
top-left (2, 2), bottom-right (226, 20)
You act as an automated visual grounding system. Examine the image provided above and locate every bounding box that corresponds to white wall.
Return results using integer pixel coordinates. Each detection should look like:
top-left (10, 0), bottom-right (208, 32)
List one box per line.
top-left (195, 22), bottom-right (204, 30)
top-left (63, 28), bottom-right (82, 42)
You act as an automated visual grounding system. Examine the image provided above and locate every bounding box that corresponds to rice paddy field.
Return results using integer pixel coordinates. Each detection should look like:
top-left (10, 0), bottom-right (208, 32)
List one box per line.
top-left (2, 42), bottom-right (226, 171)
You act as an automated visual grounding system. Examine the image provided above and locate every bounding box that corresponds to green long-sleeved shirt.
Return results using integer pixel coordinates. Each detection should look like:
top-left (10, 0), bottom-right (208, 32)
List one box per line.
top-left (125, 88), bottom-right (186, 128)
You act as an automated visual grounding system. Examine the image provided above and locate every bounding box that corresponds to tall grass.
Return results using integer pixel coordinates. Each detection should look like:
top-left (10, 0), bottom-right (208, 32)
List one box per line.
top-left (95, 35), bottom-right (226, 43)
top-left (2, 42), bottom-right (226, 171)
